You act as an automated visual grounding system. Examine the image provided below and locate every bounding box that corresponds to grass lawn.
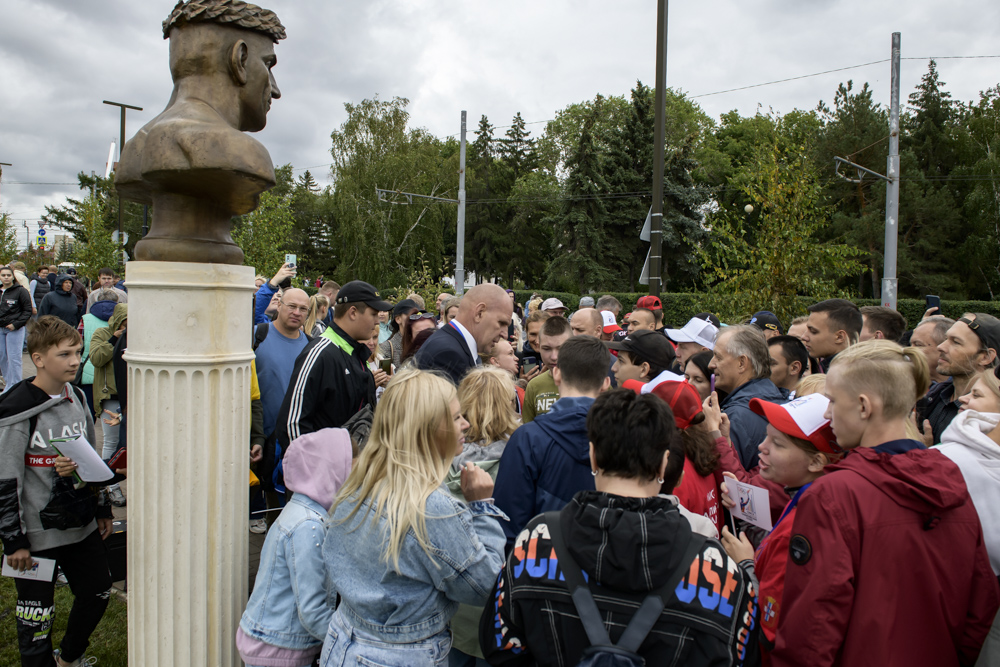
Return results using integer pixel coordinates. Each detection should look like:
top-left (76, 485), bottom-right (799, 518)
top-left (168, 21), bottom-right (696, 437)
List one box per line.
top-left (0, 575), bottom-right (128, 666)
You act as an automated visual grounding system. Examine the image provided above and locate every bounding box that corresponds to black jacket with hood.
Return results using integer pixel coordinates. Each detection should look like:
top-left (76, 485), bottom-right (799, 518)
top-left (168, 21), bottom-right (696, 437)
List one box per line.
top-left (38, 274), bottom-right (82, 328)
top-left (481, 491), bottom-right (760, 667)
top-left (0, 282), bottom-right (32, 330)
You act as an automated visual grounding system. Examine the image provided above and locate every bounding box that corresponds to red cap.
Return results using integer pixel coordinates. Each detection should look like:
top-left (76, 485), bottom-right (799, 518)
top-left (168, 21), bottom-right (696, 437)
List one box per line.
top-left (624, 379), bottom-right (704, 430)
top-left (749, 395), bottom-right (841, 454)
top-left (636, 295), bottom-right (662, 310)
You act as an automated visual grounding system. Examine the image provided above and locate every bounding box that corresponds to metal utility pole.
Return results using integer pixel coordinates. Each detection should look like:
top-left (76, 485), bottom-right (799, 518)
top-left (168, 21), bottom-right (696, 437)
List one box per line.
top-left (648, 0), bottom-right (669, 298)
top-left (882, 33), bottom-right (901, 310)
top-left (103, 100), bottom-right (142, 261)
top-left (0, 162), bottom-right (11, 209)
top-left (456, 111), bottom-right (467, 295)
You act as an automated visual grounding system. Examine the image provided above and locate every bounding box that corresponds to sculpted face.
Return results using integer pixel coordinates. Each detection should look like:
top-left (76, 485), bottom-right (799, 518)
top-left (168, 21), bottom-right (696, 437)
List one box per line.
top-left (239, 32), bottom-right (281, 132)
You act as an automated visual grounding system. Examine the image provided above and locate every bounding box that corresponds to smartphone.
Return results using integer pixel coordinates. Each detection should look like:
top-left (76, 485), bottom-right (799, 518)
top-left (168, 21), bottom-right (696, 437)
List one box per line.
top-left (284, 253), bottom-right (297, 269)
top-left (926, 295), bottom-right (941, 315)
top-left (710, 373), bottom-right (716, 394)
top-left (523, 363), bottom-right (538, 376)
top-left (108, 448), bottom-right (127, 471)
top-left (522, 356), bottom-right (537, 367)
top-left (379, 359), bottom-right (392, 375)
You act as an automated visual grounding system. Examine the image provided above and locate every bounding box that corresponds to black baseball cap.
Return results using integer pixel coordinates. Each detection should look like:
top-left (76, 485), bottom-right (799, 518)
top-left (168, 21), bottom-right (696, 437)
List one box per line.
top-left (694, 312), bottom-right (721, 329)
top-left (959, 314), bottom-right (1000, 358)
top-left (750, 311), bottom-right (783, 335)
top-left (606, 329), bottom-right (676, 369)
top-left (335, 281), bottom-right (393, 312)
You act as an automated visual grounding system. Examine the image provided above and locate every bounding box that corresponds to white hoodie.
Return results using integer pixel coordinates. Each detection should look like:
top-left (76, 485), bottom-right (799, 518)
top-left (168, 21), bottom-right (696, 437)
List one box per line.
top-left (938, 409), bottom-right (1000, 575)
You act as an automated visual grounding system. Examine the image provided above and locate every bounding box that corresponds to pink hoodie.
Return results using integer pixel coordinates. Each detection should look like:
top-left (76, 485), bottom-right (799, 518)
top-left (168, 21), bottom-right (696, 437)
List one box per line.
top-left (283, 428), bottom-right (353, 511)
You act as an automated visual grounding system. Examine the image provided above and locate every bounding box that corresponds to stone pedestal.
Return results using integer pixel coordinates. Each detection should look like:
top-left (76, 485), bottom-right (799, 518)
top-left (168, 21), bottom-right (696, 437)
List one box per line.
top-left (124, 261), bottom-right (255, 667)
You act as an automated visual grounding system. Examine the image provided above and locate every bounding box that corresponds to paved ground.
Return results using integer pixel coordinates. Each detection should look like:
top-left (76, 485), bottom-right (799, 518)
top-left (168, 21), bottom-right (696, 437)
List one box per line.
top-left (5, 352), bottom-right (268, 594)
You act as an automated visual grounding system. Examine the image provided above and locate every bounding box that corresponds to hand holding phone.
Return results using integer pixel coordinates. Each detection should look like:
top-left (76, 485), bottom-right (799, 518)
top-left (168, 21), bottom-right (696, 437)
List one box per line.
top-left (925, 295), bottom-right (941, 318)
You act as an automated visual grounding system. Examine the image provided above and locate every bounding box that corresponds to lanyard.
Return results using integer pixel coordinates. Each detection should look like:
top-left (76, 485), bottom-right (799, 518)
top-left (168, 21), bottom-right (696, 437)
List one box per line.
top-left (756, 482), bottom-right (812, 557)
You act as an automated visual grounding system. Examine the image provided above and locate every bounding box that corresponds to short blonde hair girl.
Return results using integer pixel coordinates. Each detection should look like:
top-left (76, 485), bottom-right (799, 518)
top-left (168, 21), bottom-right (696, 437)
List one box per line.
top-left (333, 367), bottom-right (458, 570)
top-left (458, 366), bottom-right (519, 445)
top-left (829, 340), bottom-right (931, 419)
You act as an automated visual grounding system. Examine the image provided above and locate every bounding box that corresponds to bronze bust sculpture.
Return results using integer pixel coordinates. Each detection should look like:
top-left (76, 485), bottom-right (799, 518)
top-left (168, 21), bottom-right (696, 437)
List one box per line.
top-left (117, 0), bottom-right (285, 264)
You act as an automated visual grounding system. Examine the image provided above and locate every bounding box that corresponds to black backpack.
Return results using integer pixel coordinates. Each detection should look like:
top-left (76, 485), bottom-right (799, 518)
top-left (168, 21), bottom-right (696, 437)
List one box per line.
top-left (545, 511), bottom-right (706, 667)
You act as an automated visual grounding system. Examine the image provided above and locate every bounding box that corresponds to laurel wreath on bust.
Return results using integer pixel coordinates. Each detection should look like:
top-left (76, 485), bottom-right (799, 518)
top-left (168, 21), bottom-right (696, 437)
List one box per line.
top-left (162, 0), bottom-right (287, 42)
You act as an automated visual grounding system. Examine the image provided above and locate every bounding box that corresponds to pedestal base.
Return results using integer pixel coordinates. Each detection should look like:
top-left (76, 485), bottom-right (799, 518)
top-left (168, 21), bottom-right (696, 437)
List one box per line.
top-left (124, 261), bottom-right (255, 667)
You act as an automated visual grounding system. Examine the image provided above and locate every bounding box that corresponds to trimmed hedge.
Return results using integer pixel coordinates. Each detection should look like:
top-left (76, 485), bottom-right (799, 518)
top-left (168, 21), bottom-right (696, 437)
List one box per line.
top-left (512, 291), bottom-right (1000, 330)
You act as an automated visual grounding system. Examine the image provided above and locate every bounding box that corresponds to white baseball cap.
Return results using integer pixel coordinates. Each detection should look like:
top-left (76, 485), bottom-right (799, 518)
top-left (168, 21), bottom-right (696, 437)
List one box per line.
top-left (665, 317), bottom-right (719, 349)
top-left (601, 310), bottom-right (621, 333)
top-left (541, 298), bottom-right (566, 312)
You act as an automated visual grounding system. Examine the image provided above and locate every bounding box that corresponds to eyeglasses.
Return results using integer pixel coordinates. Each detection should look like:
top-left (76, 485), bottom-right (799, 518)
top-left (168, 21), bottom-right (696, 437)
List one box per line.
top-left (409, 312), bottom-right (436, 321)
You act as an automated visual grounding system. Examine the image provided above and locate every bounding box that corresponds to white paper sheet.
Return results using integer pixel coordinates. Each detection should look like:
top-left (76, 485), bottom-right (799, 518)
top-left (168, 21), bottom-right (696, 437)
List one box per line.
top-left (2, 557), bottom-right (56, 581)
top-left (725, 480), bottom-right (773, 532)
top-left (50, 435), bottom-right (114, 483)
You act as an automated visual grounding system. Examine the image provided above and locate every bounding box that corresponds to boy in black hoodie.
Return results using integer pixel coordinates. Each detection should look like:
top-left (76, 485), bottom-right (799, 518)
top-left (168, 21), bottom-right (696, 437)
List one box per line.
top-left (0, 316), bottom-right (113, 667)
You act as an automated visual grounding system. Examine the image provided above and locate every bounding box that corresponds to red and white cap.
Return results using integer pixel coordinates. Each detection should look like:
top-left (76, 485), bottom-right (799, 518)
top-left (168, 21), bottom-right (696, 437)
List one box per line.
top-left (601, 310), bottom-right (621, 334)
top-left (749, 394), bottom-right (840, 454)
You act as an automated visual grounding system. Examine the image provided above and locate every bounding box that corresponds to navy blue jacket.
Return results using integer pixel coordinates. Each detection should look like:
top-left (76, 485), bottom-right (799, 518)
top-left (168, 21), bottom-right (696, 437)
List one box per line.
top-left (414, 321), bottom-right (477, 386)
top-left (493, 396), bottom-right (596, 552)
top-left (721, 377), bottom-right (787, 470)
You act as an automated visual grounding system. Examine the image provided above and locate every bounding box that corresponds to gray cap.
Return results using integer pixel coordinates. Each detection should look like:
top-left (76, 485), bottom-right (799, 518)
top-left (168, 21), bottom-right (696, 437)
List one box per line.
top-left (579, 296), bottom-right (595, 308)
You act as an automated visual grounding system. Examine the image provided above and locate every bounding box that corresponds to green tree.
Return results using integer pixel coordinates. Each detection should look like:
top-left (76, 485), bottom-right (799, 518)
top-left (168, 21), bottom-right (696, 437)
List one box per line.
top-left (71, 194), bottom-right (121, 280)
top-left (814, 81), bottom-right (890, 297)
top-left (329, 96), bottom-right (457, 287)
top-left (701, 117), bottom-right (864, 324)
top-left (42, 172), bottom-right (145, 259)
top-left (956, 86), bottom-right (1000, 298)
top-left (0, 211), bottom-right (18, 263)
top-left (544, 108), bottom-right (614, 292)
top-left (232, 165), bottom-right (296, 278)
top-left (14, 244), bottom-right (57, 274)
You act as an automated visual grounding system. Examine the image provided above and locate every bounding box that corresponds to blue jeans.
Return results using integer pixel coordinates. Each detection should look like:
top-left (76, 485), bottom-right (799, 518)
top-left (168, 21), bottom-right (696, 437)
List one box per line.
top-left (101, 398), bottom-right (121, 492)
top-left (320, 609), bottom-right (451, 667)
top-left (0, 326), bottom-right (26, 393)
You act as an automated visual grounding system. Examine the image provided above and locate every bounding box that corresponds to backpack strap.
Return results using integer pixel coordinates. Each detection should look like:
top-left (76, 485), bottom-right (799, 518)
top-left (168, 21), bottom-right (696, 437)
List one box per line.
top-left (252, 322), bottom-right (269, 351)
top-left (545, 510), bottom-right (613, 648)
top-left (545, 510), bottom-right (708, 654)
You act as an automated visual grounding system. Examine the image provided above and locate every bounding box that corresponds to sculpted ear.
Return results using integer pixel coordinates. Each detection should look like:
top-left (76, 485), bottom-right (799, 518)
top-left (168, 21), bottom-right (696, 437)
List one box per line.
top-left (229, 40), bottom-right (249, 86)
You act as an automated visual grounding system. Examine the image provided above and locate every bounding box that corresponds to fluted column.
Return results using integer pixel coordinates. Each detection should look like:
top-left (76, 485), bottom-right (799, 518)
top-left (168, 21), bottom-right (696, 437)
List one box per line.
top-left (124, 261), bottom-right (255, 667)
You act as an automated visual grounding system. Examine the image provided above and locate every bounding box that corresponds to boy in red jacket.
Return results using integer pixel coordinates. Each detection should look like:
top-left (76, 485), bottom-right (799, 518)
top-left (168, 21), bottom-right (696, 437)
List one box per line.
top-left (772, 341), bottom-right (999, 667)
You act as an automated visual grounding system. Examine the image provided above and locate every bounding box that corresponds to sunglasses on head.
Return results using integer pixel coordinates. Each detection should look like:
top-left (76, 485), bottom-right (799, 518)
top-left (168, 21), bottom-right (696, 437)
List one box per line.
top-left (409, 312), bottom-right (436, 321)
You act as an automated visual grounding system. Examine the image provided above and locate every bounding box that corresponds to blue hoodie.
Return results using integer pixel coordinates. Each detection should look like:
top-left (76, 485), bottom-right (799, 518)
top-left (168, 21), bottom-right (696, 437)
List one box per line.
top-left (493, 396), bottom-right (596, 552)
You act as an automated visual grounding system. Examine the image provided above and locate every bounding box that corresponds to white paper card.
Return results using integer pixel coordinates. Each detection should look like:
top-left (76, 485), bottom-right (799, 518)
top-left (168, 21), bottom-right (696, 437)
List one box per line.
top-left (2, 557), bottom-right (56, 581)
top-left (725, 480), bottom-right (773, 531)
top-left (50, 435), bottom-right (114, 483)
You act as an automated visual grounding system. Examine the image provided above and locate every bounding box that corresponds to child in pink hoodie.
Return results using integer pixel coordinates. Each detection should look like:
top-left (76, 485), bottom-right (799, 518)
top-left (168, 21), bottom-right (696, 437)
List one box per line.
top-left (238, 428), bottom-right (354, 667)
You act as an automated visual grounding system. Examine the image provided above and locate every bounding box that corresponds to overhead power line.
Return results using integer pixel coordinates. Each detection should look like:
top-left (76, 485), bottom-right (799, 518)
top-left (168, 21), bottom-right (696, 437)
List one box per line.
top-left (691, 55), bottom-right (1000, 99)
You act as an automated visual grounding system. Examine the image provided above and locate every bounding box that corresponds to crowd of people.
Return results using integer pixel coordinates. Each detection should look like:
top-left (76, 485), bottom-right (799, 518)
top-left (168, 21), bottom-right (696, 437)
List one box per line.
top-left (3, 257), bottom-right (1000, 667)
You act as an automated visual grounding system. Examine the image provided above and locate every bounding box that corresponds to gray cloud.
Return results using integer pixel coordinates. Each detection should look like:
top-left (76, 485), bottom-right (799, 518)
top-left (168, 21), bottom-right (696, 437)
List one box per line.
top-left (2, 0), bottom-right (998, 246)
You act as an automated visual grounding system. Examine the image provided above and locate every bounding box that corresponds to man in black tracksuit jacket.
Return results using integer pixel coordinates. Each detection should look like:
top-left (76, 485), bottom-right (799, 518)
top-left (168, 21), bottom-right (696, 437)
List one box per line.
top-left (271, 281), bottom-right (390, 463)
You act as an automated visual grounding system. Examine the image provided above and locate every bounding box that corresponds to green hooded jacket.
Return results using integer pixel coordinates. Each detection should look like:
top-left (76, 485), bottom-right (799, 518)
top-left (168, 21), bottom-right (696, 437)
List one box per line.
top-left (89, 303), bottom-right (127, 417)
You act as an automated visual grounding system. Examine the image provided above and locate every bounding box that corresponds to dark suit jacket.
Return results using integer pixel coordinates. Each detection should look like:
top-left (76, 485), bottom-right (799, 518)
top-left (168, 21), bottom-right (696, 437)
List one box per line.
top-left (414, 322), bottom-right (478, 386)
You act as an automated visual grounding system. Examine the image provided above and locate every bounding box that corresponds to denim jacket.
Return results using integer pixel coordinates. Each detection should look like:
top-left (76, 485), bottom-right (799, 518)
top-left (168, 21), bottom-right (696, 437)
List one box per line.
top-left (240, 493), bottom-right (334, 649)
top-left (324, 488), bottom-right (507, 643)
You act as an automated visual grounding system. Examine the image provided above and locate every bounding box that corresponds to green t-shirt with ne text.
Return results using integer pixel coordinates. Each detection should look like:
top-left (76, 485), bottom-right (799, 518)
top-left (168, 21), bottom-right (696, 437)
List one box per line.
top-left (522, 370), bottom-right (559, 423)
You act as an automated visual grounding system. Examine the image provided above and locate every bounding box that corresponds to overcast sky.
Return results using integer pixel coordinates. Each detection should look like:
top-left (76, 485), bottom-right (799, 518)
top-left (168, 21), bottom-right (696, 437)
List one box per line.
top-left (2, 0), bottom-right (998, 247)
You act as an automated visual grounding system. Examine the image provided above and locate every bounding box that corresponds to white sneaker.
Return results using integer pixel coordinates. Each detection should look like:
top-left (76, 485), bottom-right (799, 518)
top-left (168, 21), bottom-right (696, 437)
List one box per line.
top-left (249, 518), bottom-right (267, 534)
top-left (54, 649), bottom-right (98, 665)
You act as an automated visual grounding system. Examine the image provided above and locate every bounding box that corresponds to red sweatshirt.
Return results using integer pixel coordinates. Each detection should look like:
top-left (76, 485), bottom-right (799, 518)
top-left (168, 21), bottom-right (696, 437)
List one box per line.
top-left (712, 435), bottom-right (788, 526)
top-left (772, 441), bottom-right (999, 667)
top-left (674, 457), bottom-right (722, 534)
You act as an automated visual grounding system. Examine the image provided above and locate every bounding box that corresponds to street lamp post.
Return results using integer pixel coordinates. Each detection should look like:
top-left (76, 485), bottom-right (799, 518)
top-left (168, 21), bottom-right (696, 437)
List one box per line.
top-left (0, 162), bottom-right (11, 210)
top-left (103, 100), bottom-right (143, 262)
